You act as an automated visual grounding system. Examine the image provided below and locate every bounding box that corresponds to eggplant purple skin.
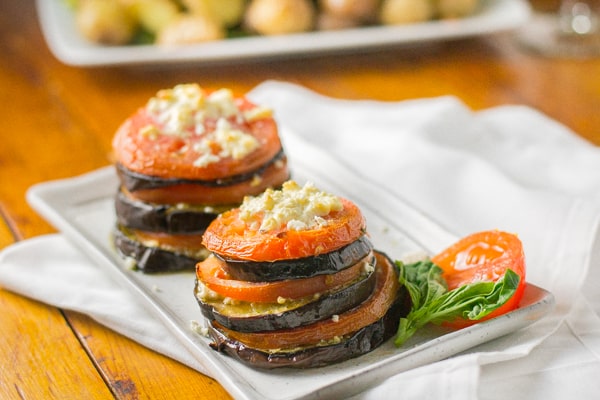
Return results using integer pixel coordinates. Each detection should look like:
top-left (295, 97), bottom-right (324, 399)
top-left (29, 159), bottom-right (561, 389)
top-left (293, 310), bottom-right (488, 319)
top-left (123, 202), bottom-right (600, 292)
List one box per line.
top-left (208, 286), bottom-right (410, 369)
top-left (112, 225), bottom-right (200, 273)
top-left (115, 149), bottom-right (287, 192)
top-left (115, 188), bottom-right (219, 234)
top-left (195, 259), bottom-right (377, 332)
top-left (206, 251), bottom-right (411, 369)
top-left (218, 235), bottom-right (374, 282)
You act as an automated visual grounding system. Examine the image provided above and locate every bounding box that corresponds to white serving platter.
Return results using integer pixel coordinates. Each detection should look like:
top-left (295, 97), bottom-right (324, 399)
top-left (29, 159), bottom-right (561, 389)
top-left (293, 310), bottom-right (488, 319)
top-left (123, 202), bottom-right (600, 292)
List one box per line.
top-left (37, 0), bottom-right (531, 66)
top-left (26, 131), bottom-right (554, 400)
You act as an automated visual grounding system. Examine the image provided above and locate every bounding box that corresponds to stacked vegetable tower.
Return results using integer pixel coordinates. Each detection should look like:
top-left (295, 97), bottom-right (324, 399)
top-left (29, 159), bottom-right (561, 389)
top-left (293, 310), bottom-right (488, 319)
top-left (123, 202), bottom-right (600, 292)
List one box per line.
top-left (195, 181), bottom-right (408, 368)
top-left (111, 84), bottom-right (290, 272)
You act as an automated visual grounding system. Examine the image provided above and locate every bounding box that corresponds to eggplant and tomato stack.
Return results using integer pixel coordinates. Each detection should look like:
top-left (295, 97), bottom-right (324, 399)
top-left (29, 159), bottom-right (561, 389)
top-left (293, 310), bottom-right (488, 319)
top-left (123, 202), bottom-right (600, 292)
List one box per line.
top-left (111, 84), bottom-right (290, 273)
top-left (194, 180), bottom-right (409, 369)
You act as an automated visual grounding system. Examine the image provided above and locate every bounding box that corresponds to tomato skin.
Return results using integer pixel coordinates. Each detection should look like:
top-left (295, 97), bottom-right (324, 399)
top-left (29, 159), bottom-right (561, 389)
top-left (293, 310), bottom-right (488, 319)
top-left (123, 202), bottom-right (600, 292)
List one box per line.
top-left (211, 251), bottom-right (399, 350)
top-left (431, 230), bottom-right (526, 328)
top-left (112, 98), bottom-right (282, 181)
top-left (196, 252), bottom-right (371, 303)
top-left (202, 198), bottom-right (367, 261)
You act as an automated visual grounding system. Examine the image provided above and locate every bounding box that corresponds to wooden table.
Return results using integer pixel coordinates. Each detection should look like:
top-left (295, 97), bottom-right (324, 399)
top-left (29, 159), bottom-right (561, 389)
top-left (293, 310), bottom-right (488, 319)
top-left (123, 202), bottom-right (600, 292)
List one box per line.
top-left (1, 1), bottom-right (599, 398)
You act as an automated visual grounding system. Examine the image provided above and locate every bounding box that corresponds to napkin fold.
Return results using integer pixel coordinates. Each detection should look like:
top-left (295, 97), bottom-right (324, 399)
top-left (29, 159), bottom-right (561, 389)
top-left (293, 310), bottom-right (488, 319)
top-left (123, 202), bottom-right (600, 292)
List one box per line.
top-left (2, 81), bottom-right (600, 399)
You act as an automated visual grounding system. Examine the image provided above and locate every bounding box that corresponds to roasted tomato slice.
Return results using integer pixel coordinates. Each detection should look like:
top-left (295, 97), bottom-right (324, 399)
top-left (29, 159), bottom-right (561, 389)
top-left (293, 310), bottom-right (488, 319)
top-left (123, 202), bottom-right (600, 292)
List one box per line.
top-left (202, 198), bottom-right (366, 261)
top-left (196, 252), bottom-right (373, 303)
top-left (210, 251), bottom-right (399, 350)
top-left (112, 96), bottom-right (283, 181)
top-left (431, 230), bottom-right (526, 328)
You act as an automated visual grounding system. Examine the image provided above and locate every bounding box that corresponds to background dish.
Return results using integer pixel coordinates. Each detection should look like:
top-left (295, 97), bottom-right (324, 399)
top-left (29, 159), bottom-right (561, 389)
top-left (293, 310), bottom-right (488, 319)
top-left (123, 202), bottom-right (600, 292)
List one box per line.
top-left (37, 0), bottom-right (531, 66)
top-left (26, 130), bottom-right (554, 400)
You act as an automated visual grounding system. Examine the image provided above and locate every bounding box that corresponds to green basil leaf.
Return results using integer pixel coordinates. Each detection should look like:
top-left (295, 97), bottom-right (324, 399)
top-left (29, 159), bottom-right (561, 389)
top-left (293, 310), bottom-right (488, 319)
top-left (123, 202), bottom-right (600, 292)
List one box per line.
top-left (396, 260), bottom-right (447, 310)
top-left (394, 260), bottom-right (520, 347)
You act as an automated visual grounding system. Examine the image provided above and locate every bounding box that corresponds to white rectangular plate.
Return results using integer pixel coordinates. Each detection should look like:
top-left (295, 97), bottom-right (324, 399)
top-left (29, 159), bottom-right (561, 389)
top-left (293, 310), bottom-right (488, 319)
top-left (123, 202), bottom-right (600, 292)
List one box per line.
top-left (37, 0), bottom-right (531, 66)
top-left (26, 132), bottom-right (554, 400)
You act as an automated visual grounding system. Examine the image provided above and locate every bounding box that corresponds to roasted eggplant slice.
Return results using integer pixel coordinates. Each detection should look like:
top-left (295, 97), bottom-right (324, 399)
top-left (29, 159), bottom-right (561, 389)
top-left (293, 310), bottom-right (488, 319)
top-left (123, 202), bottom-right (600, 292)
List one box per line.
top-left (114, 188), bottom-right (225, 234)
top-left (116, 150), bottom-right (287, 192)
top-left (208, 287), bottom-right (409, 369)
top-left (195, 261), bottom-right (377, 332)
top-left (112, 225), bottom-right (209, 273)
top-left (205, 251), bottom-right (411, 368)
top-left (217, 235), bottom-right (374, 282)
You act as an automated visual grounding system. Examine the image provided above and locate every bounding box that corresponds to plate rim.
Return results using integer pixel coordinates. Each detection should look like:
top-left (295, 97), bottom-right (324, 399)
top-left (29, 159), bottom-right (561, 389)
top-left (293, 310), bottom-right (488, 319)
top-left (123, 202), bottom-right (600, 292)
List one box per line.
top-left (36, 0), bottom-right (532, 66)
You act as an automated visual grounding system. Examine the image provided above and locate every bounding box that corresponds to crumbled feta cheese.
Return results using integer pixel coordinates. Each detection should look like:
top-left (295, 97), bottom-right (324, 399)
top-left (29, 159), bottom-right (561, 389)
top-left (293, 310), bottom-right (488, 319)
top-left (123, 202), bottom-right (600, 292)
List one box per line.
top-left (191, 150), bottom-right (221, 168)
top-left (189, 320), bottom-right (209, 337)
top-left (139, 124), bottom-right (159, 140)
top-left (239, 181), bottom-right (343, 232)
top-left (124, 257), bottom-right (137, 270)
top-left (243, 106), bottom-right (273, 121)
top-left (250, 174), bottom-right (262, 187)
top-left (195, 279), bottom-right (222, 301)
top-left (319, 336), bottom-right (342, 346)
top-left (146, 84), bottom-right (203, 137)
top-left (213, 118), bottom-right (260, 160)
top-left (205, 88), bottom-right (238, 118)
top-left (331, 314), bottom-right (340, 323)
top-left (191, 118), bottom-right (259, 167)
top-left (274, 159), bottom-right (285, 169)
top-left (144, 84), bottom-right (268, 167)
top-left (363, 259), bottom-right (376, 274)
top-left (223, 297), bottom-right (240, 306)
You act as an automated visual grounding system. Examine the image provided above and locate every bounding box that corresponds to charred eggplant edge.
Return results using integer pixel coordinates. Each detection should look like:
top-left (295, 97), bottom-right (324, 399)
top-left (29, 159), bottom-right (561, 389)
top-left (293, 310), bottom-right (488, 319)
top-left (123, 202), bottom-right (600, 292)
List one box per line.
top-left (217, 235), bottom-right (374, 282)
top-left (208, 285), bottom-right (409, 369)
top-left (116, 150), bottom-right (287, 192)
top-left (115, 188), bottom-right (222, 234)
top-left (112, 225), bottom-right (207, 273)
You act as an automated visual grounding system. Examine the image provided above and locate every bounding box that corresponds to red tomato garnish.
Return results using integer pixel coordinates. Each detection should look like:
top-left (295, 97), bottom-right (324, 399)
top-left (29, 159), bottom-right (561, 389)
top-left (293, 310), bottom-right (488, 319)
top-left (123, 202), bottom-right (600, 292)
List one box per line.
top-left (212, 252), bottom-right (399, 350)
top-left (202, 198), bottom-right (366, 261)
top-left (431, 230), bottom-right (526, 328)
top-left (196, 253), bottom-right (370, 303)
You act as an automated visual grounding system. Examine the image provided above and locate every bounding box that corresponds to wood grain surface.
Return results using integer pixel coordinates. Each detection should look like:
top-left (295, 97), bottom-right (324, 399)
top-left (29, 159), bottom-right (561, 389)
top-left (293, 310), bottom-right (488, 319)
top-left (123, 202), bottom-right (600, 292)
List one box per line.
top-left (1, 0), bottom-right (599, 398)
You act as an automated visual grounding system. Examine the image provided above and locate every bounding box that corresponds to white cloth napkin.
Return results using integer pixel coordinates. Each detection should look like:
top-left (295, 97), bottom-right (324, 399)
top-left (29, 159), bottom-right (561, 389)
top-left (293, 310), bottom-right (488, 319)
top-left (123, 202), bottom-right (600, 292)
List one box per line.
top-left (2, 81), bottom-right (600, 399)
